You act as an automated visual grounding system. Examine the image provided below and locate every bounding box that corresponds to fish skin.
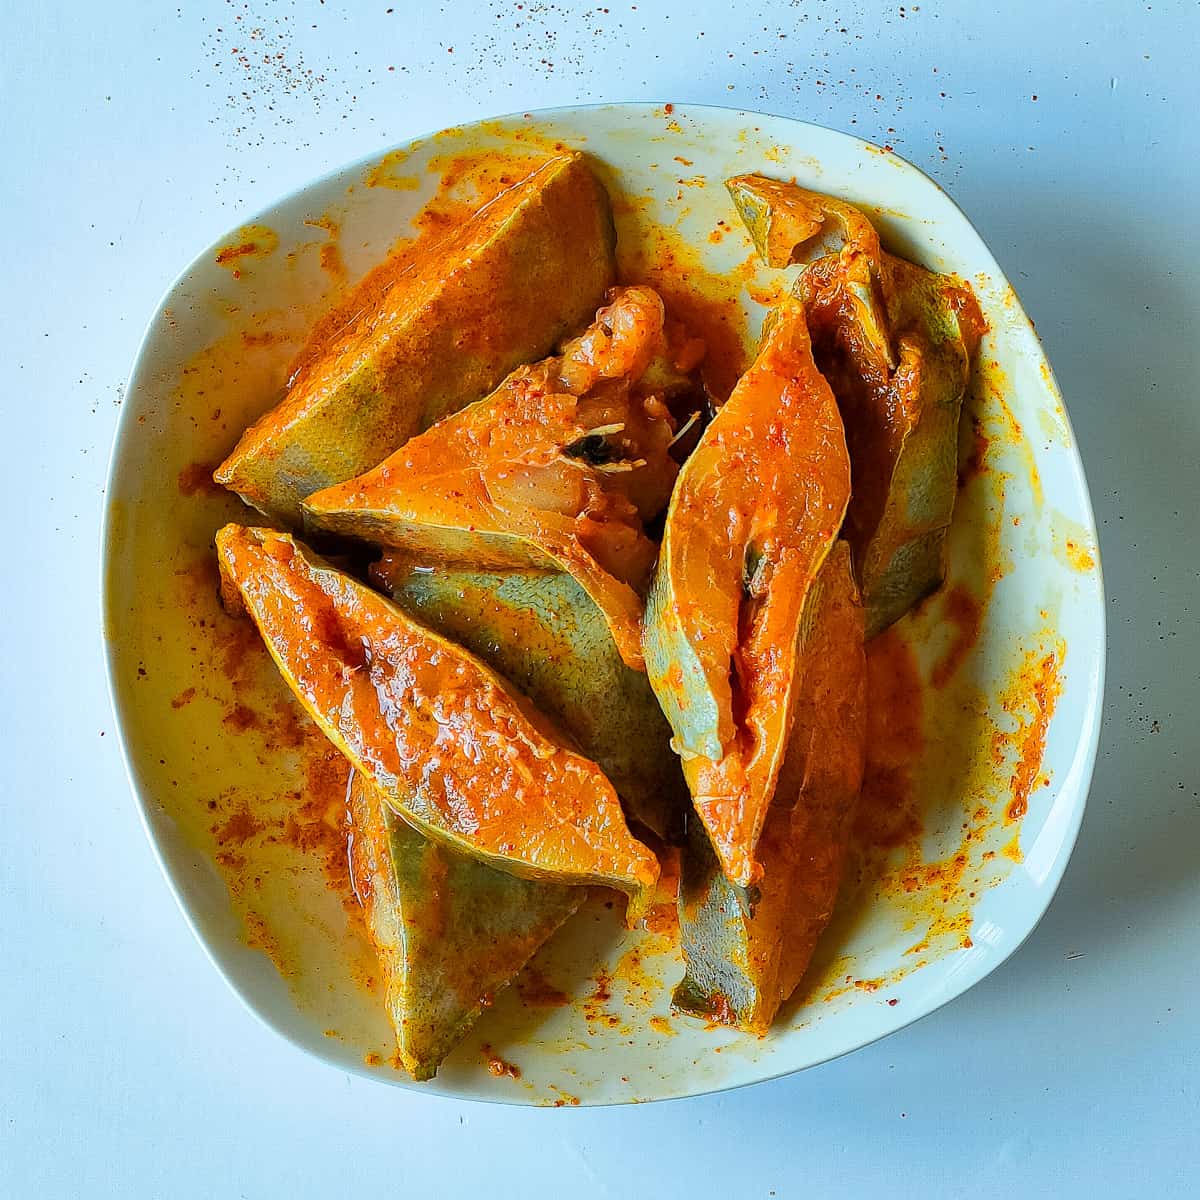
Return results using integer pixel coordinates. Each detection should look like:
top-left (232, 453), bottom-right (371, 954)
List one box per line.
top-left (823, 255), bottom-right (982, 637)
top-left (347, 772), bottom-right (581, 1081)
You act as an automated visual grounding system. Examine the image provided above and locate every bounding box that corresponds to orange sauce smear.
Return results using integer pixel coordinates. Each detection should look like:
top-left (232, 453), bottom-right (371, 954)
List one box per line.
top-left (176, 561), bottom-right (358, 924)
top-left (409, 150), bottom-right (555, 237)
top-left (640, 844), bottom-right (681, 940)
top-left (1065, 539), bottom-right (1096, 573)
top-left (303, 215), bottom-right (348, 286)
top-left (855, 629), bottom-right (926, 854)
top-left (930, 585), bottom-right (983, 689)
top-left (158, 548), bottom-right (375, 1003)
top-left (176, 461), bottom-right (224, 497)
top-left (514, 967), bottom-right (571, 1009)
top-left (615, 212), bottom-right (751, 401)
top-left (1000, 647), bottom-right (1064, 824)
top-left (804, 585), bottom-right (1063, 1006)
top-left (957, 415), bottom-right (992, 488)
top-left (214, 224), bottom-right (280, 279)
top-left (581, 966), bottom-right (627, 1033)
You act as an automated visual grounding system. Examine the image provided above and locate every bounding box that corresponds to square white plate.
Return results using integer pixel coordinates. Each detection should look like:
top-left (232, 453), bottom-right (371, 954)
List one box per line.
top-left (103, 102), bottom-right (1104, 1104)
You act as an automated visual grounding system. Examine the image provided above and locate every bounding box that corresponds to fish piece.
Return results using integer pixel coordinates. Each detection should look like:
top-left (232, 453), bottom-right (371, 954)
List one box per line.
top-left (673, 542), bottom-right (867, 1033)
top-left (305, 286), bottom-right (701, 670)
top-left (728, 173), bottom-right (984, 635)
top-left (374, 557), bottom-right (687, 841)
top-left (215, 153), bottom-right (617, 526)
top-left (348, 772), bottom-right (581, 1080)
top-left (216, 525), bottom-right (659, 917)
top-left (643, 295), bottom-right (851, 888)
top-left (728, 172), bottom-right (886, 277)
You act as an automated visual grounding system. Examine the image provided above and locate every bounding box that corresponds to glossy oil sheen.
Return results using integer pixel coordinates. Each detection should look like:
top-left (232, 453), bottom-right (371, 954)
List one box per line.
top-left (379, 561), bottom-right (687, 842)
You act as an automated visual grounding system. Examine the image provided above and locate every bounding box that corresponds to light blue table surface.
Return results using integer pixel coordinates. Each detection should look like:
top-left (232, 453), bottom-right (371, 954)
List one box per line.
top-left (3, 2), bottom-right (1196, 1195)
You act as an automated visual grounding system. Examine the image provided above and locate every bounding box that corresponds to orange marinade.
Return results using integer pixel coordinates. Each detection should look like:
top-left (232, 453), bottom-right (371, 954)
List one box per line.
top-left (215, 527), bottom-right (659, 909)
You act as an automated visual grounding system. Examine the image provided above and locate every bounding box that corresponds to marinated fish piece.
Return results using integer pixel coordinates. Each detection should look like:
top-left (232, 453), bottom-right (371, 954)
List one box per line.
top-left (348, 772), bottom-right (581, 1080)
top-left (215, 153), bottom-right (617, 526)
top-left (374, 556), bottom-right (688, 841)
top-left (728, 172), bottom-right (887, 282)
top-left (216, 525), bottom-right (659, 916)
top-left (728, 173), bottom-right (984, 636)
top-left (643, 295), bottom-right (851, 888)
top-left (305, 286), bottom-right (702, 671)
top-left (804, 254), bottom-right (984, 635)
top-left (673, 543), bottom-right (867, 1033)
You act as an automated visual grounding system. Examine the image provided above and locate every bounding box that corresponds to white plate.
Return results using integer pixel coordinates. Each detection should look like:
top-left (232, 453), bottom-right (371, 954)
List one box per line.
top-left (103, 103), bottom-right (1105, 1105)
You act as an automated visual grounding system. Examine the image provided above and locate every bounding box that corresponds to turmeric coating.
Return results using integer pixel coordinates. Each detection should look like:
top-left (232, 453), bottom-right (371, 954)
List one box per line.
top-left (728, 174), bottom-right (984, 637)
top-left (643, 294), bottom-right (851, 888)
top-left (305, 285), bottom-right (705, 671)
top-left (674, 543), bottom-right (867, 1033)
top-left (216, 153), bottom-right (616, 526)
top-left (216, 526), bottom-right (659, 915)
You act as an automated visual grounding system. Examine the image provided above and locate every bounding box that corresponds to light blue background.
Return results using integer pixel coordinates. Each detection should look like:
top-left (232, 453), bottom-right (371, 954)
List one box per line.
top-left (3, 1), bottom-right (1196, 1195)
